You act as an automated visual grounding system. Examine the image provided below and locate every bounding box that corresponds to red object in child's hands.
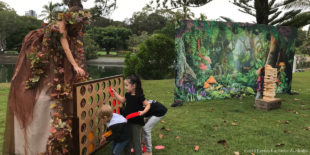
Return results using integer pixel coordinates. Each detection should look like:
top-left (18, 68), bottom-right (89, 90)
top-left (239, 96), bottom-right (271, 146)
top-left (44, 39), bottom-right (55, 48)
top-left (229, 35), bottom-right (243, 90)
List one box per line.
top-left (108, 87), bottom-right (114, 97)
top-left (142, 144), bottom-right (146, 153)
top-left (126, 112), bottom-right (140, 120)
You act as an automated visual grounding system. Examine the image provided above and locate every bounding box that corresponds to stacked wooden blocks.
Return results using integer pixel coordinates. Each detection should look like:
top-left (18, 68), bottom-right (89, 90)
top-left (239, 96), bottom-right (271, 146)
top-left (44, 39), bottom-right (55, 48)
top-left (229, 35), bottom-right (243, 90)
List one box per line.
top-left (254, 66), bottom-right (282, 111)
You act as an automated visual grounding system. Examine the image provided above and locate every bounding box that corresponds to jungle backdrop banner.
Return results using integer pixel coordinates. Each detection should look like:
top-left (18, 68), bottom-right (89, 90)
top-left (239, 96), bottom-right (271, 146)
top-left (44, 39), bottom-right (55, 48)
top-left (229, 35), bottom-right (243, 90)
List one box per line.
top-left (174, 20), bottom-right (296, 103)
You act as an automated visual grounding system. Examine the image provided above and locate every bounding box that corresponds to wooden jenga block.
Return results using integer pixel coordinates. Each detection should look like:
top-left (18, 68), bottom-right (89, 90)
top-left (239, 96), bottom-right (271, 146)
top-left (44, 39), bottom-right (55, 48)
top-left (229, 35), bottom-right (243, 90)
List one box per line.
top-left (254, 98), bottom-right (282, 110)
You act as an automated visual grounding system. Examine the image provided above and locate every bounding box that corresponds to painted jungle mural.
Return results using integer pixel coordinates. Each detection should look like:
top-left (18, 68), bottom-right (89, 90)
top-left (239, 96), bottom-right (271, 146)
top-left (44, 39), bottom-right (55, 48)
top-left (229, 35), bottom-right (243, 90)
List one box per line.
top-left (174, 20), bottom-right (296, 103)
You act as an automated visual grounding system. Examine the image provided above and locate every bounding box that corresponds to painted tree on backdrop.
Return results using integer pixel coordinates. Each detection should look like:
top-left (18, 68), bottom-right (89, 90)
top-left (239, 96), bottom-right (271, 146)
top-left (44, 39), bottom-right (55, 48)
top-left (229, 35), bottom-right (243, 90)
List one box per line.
top-left (232, 0), bottom-right (301, 83)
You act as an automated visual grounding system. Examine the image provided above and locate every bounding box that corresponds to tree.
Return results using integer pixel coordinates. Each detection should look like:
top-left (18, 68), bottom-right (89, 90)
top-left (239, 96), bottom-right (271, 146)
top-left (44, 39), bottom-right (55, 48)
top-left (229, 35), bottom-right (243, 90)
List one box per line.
top-left (127, 31), bottom-right (150, 52)
top-left (232, 0), bottom-right (310, 27)
top-left (280, 0), bottom-right (310, 28)
top-left (39, 2), bottom-right (62, 23)
top-left (0, 2), bottom-right (18, 51)
top-left (87, 26), bottom-right (131, 55)
top-left (297, 28), bottom-right (310, 55)
top-left (62, 0), bottom-right (116, 16)
top-left (6, 16), bottom-right (42, 50)
top-left (83, 33), bottom-right (100, 59)
top-left (124, 34), bottom-right (175, 79)
top-left (154, 22), bottom-right (175, 39)
top-left (149, 0), bottom-right (212, 20)
top-left (129, 11), bottom-right (168, 35)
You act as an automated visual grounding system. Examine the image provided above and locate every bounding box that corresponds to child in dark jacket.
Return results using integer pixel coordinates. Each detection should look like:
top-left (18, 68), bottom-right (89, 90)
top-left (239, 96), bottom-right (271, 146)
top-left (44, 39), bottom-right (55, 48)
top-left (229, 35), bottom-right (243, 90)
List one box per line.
top-left (98, 104), bottom-right (129, 155)
top-left (143, 100), bottom-right (167, 155)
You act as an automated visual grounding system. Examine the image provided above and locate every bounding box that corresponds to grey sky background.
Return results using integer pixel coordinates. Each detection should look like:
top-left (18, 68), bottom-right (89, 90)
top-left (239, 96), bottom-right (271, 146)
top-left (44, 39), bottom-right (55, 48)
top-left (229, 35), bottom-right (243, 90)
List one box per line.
top-left (2, 0), bottom-right (254, 22)
top-left (1, 0), bottom-right (308, 30)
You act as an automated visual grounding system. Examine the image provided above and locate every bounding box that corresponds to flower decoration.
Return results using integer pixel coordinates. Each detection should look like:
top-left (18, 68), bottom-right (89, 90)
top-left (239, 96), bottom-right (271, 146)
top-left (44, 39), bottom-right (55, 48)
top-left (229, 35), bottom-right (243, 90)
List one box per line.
top-left (200, 63), bottom-right (207, 70)
top-left (58, 10), bottom-right (91, 25)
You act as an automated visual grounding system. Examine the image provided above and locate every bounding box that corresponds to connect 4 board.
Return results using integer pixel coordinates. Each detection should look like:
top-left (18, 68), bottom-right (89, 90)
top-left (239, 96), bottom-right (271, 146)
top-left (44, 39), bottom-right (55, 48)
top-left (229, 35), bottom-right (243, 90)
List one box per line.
top-left (72, 75), bottom-right (124, 155)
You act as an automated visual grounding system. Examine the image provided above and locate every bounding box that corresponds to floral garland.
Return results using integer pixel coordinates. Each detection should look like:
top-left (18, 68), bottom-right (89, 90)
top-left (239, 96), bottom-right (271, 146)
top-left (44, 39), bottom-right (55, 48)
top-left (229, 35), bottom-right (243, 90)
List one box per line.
top-left (58, 10), bottom-right (91, 25)
top-left (25, 49), bottom-right (49, 89)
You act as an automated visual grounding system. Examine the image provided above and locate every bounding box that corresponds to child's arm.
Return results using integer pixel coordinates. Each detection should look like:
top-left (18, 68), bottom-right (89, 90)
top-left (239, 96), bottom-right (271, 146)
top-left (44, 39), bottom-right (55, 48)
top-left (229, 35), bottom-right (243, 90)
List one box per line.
top-left (112, 89), bottom-right (126, 103)
top-left (139, 100), bottom-right (150, 116)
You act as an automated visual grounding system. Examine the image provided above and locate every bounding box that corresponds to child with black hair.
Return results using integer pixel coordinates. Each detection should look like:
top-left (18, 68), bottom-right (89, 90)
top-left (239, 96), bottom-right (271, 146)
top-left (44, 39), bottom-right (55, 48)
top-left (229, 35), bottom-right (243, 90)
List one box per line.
top-left (255, 66), bottom-right (265, 102)
top-left (112, 75), bottom-right (150, 155)
top-left (98, 104), bottom-right (129, 155)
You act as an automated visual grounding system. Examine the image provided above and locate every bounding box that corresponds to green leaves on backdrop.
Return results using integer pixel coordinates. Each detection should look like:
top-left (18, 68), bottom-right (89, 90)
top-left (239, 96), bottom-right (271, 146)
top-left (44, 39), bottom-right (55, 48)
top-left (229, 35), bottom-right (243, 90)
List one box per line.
top-left (174, 20), bottom-right (296, 103)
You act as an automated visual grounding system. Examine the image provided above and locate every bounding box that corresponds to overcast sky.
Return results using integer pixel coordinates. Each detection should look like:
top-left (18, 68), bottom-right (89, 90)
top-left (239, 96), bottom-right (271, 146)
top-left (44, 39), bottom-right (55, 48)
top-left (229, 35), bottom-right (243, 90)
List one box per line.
top-left (2, 0), bottom-right (309, 30)
top-left (2, 0), bottom-right (255, 22)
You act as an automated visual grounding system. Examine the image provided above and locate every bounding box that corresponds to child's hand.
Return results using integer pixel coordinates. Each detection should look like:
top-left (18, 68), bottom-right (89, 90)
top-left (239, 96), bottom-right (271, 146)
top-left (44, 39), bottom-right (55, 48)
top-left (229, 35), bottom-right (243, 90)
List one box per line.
top-left (111, 88), bottom-right (117, 96)
top-left (138, 111), bottom-right (144, 116)
top-left (100, 135), bottom-right (106, 145)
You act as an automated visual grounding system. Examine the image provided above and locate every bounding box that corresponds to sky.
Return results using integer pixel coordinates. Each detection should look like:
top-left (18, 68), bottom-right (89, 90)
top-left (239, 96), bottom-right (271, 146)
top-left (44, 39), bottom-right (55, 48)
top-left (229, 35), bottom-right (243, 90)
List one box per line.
top-left (1, 0), bottom-right (308, 30)
top-left (2, 0), bottom-right (255, 22)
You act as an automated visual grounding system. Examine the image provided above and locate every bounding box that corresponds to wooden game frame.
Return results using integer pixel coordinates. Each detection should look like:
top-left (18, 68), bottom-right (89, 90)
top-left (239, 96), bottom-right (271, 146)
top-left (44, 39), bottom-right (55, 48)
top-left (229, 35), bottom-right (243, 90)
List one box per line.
top-left (72, 75), bottom-right (124, 155)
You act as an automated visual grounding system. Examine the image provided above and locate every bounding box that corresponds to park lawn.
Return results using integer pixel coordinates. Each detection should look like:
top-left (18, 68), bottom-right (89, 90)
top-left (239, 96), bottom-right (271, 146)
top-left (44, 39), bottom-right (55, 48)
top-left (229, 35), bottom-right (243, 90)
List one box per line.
top-left (97, 51), bottom-right (129, 57)
top-left (3, 51), bottom-right (18, 55)
top-left (1, 72), bottom-right (310, 154)
top-left (97, 51), bottom-right (118, 56)
top-left (0, 83), bottom-right (10, 151)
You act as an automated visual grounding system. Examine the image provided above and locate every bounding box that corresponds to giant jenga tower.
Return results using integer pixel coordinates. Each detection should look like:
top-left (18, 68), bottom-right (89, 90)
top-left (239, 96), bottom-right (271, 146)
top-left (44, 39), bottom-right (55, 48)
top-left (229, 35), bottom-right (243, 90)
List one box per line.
top-left (254, 65), bottom-right (282, 110)
top-left (263, 65), bottom-right (277, 100)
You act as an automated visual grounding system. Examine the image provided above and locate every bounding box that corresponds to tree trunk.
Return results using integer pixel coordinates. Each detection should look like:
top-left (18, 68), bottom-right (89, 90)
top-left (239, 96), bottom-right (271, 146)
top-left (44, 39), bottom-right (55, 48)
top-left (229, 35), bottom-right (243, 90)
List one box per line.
top-left (266, 34), bottom-right (277, 67)
top-left (255, 0), bottom-right (269, 25)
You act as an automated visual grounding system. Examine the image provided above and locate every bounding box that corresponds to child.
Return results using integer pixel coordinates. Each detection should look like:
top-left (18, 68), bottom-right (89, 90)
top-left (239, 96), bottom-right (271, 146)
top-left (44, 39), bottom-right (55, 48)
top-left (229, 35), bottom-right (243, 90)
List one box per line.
top-left (255, 66), bottom-right (265, 102)
top-left (143, 100), bottom-right (167, 155)
top-left (112, 75), bottom-right (150, 155)
top-left (98, 104), bottom-right (129, 155)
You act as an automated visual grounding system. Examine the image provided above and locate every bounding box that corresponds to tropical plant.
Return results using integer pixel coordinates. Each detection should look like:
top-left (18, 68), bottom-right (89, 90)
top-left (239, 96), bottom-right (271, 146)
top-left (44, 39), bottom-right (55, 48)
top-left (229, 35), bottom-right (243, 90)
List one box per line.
top-left (39, 2), bottom-right (62, 23)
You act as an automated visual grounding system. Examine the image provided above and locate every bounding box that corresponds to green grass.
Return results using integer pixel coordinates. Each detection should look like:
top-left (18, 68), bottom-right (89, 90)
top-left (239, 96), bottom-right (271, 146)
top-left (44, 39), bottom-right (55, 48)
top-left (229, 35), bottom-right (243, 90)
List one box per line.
top-left (3, 51), bottom-right (18, 55)
top-left (0, 83), bottom-right (10, 152)
top-left (97, 51), bottom-right (130, 57)
top-left (1, 72), bottom-right (310, 154)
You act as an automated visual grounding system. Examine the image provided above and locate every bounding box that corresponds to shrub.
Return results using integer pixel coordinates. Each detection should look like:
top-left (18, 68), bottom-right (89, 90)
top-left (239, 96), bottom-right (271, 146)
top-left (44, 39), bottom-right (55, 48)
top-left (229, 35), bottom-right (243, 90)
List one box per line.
top-left (123, 34), bottom-right (175, 79)
top-left (83, 33), bottom-right (99, 60)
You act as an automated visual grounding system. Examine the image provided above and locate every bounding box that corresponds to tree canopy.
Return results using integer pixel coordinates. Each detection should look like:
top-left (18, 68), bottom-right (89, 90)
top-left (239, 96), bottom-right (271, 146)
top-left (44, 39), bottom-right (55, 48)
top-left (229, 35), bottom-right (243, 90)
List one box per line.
top-left (232, 0), bottom-right (310, 27)
top-left (87, 26), bottom-right (131, 55)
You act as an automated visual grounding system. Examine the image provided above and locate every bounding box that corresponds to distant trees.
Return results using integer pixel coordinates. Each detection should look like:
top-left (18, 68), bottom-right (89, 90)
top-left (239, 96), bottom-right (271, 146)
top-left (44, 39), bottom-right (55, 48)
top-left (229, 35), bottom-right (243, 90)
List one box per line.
top-left (0, 2), bottom-right (41, 51)
top-left (6, 16), bottom-right (42, 50)
top-left (87, 26), bottom-right (131, 55)
top-left (129, 11), bottom-right (168, 35)
top-left (297, 28), bottom-right (310, 55)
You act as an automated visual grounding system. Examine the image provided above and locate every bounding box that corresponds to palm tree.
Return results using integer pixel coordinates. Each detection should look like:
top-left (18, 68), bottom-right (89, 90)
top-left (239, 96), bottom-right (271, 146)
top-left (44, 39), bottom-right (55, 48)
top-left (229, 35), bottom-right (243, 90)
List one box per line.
top-left (40, 2), bottom-right (62, 23)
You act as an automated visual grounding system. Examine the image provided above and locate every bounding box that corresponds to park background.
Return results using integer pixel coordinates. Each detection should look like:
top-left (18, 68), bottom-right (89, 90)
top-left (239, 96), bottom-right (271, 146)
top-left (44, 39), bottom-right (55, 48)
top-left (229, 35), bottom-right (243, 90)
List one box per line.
top-left (1, 0), bottom-right (310, 154)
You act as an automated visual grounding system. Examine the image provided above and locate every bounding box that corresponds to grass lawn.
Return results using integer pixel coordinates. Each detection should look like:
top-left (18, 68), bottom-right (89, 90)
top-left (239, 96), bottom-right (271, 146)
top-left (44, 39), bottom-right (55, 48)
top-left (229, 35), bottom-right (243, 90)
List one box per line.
top-left (97, 51), bottom-right (118, 56)
top-left (1, 72), bottom-right (310, 154)
top-left (3, 51), bottom-right (18, 55)
top-left (97, 51), bottom-right (129, 57)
